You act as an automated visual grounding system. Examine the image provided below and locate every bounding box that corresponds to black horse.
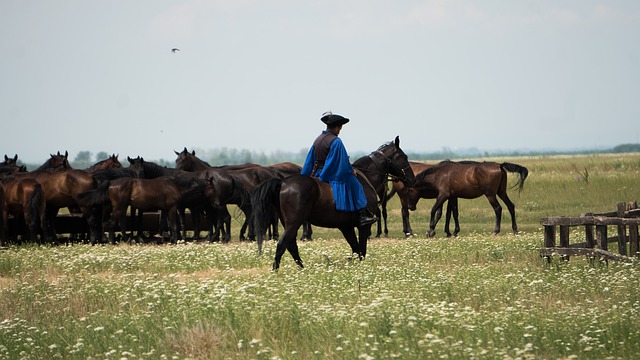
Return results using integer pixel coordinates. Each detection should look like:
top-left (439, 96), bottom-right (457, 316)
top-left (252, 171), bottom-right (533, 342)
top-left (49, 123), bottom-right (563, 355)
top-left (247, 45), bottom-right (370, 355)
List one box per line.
top-left (251, 136), bottom-right (415, 270)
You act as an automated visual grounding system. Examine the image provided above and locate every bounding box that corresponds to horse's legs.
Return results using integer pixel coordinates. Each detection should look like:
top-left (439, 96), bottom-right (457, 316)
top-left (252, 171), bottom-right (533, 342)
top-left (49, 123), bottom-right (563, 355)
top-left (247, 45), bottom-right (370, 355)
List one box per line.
top-left (486, 195), bottom-right (503, 235)
top-left (178, 209), bottom-right (187, 241)
top-left (427, 196), bottom-right (447, 237)
top-left (401, 205), bottom-right (413, 237)
top-left (167, 208), bottom-right (178, 244)
top-left (497, 192), bottom-right (518, 235)
top-left (285, 238), bottom-right (304, 268)
top-left (357, 225), bottom-right (372, 259)
top-left (220, 207), bottom-right (231, 243)
top-left (373, 206), bottom-right (382, 238)
top-left (45, 207), bottom-right (59, 243)
top-left (273, 222), bottom-right (303, 270)
top-left (338, 227), bottom-right (361, 258)
top-left (451, 197), bottom-right (460, 236)
top-left (300, 222), bottom-right (313, 241)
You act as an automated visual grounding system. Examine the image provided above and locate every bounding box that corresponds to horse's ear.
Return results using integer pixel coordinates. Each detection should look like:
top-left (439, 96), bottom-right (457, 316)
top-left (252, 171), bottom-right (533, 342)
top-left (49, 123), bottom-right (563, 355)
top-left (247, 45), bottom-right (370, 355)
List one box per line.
top-left (191, 150), bottom-right (195, 156)
top-left (127, 156), bottom-right (133, 163)
top-left (395, 136), bottom-right (400, 148)
top-left (64, 150), bottom-right (68, 158)
top-left (13, 154), bottom-right (17, 162)
top-left (4, 155), bottom-right (7, 161)
top-left (174, 150), bottom-right (180, 156)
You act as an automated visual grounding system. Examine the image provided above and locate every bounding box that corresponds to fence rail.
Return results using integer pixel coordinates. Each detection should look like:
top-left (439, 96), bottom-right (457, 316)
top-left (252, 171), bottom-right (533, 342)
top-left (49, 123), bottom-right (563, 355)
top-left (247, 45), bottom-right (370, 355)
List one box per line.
top-left (540, 201), bottom-right (640, 262)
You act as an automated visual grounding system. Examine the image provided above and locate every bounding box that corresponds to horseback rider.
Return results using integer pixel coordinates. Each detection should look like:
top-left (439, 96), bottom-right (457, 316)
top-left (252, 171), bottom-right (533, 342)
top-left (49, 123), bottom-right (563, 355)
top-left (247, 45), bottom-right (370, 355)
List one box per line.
top-left (301, 111), bottom-right (378, 227)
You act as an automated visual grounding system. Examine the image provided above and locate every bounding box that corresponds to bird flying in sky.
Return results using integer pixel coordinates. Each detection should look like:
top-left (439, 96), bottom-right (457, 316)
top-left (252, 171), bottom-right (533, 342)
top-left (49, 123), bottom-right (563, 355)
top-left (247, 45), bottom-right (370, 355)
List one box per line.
top-left (171, 48), bottom-right (180, 53)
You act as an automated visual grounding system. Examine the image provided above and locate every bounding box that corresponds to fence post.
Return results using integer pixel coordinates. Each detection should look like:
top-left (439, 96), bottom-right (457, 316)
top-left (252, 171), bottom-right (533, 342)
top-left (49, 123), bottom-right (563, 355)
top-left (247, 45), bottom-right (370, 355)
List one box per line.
top-left (585, 224), bottom-right (595, 248)
top-left (630, 224), bottom-right (639, 257)
top-left (618, 225), bottom-right (627, 256)
top-left (559, 225), bottom-right (570, 260)
top-left (596, 225), bottom-right (608, 251)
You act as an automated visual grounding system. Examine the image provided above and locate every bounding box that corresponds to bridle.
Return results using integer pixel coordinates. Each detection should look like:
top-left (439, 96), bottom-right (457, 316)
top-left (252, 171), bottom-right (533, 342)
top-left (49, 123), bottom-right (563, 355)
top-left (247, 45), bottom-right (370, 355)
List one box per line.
top-left (366, 148), bottom-right (412, 184)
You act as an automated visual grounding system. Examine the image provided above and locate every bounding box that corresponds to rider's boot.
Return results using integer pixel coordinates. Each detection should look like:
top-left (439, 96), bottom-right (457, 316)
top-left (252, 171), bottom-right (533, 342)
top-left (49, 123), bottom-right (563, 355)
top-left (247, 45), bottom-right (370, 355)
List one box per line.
top-left (358, 208), bottom-right (378, 227)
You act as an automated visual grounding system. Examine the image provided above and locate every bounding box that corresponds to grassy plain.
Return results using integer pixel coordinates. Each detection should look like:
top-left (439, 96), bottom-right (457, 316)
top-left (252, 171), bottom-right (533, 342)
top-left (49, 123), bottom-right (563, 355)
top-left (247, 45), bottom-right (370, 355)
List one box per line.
top-left (1, 153), bottom-right (639, 359)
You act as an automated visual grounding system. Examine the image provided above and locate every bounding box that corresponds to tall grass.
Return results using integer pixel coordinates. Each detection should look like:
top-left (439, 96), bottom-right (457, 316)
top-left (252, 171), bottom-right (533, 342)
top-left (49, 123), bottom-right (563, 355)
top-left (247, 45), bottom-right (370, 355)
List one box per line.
top-left (1, 153), bottom-right (639, 359)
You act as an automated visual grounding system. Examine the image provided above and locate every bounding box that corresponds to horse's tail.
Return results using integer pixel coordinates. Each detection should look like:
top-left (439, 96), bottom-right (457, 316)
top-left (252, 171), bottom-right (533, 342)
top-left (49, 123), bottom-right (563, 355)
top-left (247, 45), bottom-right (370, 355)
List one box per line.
top-left (27, 183), bottom-right (44, 238)
top-left (229, 177), bottom-right (251, 210)
top-left (250, 178), bottom-right (282, 255)
top-left (77, 180), bottom-right (111, 208)
top-left (500, 162), bottom-right (529, 193)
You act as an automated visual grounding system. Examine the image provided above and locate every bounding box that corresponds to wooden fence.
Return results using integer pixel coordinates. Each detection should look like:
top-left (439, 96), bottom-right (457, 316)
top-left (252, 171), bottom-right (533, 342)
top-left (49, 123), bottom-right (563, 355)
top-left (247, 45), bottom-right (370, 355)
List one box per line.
top-left (540, 202), bottom-right (640, 262)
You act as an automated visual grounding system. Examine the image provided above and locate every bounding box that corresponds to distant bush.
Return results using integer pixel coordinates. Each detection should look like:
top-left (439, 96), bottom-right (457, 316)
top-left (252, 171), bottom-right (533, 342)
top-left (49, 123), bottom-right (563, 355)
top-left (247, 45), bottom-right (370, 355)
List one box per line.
top-left (612, 143), bottom-right (640, 153)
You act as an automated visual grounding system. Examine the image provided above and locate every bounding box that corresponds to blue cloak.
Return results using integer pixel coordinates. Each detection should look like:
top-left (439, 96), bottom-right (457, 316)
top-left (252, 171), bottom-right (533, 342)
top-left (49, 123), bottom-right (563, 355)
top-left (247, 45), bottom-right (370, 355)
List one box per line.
top-left (301, 135), bottom-right (368, 212)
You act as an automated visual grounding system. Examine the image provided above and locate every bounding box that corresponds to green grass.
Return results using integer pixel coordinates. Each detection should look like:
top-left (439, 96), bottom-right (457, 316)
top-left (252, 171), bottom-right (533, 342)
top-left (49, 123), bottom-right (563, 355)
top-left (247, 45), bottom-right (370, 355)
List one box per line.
top-left (1, 153), bottom-right (640, 359)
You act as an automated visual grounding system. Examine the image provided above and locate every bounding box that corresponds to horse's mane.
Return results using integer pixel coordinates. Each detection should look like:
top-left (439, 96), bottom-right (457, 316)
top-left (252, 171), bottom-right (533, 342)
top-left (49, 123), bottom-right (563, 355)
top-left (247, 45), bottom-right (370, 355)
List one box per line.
top-left (183, 152), bottom-right (211, 167)
top-left (376, 141), bottom-right (394, 151)
top-left (92, 168), bottom-right (135, 183)
top-left (142, 161), bottom-right (178, 179)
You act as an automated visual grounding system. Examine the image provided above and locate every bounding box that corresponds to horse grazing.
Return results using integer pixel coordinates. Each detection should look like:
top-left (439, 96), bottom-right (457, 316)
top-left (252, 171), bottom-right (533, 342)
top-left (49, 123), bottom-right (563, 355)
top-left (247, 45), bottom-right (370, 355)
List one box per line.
top-left (415, 160), bottom-right (528, 237)
top-left (1, 176), bottom-right (47, 244)
top-left (386, 162), bottom-right (460, 237)
top-left (251, 136), bottom-right (415, 270)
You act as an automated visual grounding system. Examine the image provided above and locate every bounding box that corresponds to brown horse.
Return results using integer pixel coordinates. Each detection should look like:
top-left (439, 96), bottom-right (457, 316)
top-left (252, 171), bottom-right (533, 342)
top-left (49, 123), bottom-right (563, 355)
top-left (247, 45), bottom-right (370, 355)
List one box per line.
top-left (385, 161), bottom-right (460, 237)
top-left (128, 157), bottom-right (242, 242)
top-left (2, 154), bottom-right (21, 169)
top-left (84, 154), bottom-right (123, 173)
top-left (251, 136), bottom-right (415, 270)
top-left (34, 151), bottom-right (72, 171)
top-left (1, 176), bottom-right (47, 244)
top-left (11, 169), bottom-right (98, 242)
top-left (415, 160), bottom-right (528, 237)
top-left (174, 149), bottom-right (273, 240)
top-left (78, 176), bottom-right (219, 244)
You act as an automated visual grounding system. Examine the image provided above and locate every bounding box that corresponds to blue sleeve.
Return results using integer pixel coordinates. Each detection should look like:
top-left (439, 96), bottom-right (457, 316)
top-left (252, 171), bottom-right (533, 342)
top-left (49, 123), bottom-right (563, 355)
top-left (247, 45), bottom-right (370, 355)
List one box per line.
top-left (318, 138), bottom-right (353, 182)
top-left (300, 146), bottom-right (315, 176)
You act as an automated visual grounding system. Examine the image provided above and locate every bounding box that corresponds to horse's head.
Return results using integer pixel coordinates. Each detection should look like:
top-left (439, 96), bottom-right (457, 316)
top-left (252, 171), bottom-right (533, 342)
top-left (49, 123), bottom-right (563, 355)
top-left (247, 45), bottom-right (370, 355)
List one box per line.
top-left (127, 156), bottom-right (145, 178)
top-left (202, 176), bottom-right (221, 207)
top-left (175, 147), bottom-right (196, 170)
top-left (41, 151), bottom-right (71, 171)
top-left (89, 154), bottom-right (123, 172)
top-left (1, 154), bottom-right (20, 169)
top-left (175, 147), bottom-right (210, 171)
top-left (377, 136), bottom-right (416, 186)
top-left (107, 154), bottom-right (123, 169)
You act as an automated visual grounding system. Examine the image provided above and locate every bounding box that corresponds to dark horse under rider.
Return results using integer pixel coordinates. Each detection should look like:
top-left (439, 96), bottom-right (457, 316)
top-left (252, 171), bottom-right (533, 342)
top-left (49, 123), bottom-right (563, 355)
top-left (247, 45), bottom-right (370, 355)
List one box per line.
top-left (301, 111), bottom-right (378, 227)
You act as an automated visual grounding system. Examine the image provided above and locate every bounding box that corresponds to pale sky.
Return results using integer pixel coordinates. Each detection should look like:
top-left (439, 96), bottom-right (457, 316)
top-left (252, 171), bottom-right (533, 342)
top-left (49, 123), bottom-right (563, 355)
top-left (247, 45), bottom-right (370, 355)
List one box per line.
top-left (1, 1), bottom-right (639, 163)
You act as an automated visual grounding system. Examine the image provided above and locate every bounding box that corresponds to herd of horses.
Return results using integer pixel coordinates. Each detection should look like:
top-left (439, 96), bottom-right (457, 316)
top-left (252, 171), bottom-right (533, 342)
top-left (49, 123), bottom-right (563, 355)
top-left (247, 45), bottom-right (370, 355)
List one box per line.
top-left (0, 136), bottom-right (528, 270)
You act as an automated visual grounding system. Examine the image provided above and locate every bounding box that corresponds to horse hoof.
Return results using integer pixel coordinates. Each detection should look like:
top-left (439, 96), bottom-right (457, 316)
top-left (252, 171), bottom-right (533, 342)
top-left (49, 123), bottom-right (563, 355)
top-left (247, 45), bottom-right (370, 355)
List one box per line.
top-left (426, 231), bottom-right (436, 238)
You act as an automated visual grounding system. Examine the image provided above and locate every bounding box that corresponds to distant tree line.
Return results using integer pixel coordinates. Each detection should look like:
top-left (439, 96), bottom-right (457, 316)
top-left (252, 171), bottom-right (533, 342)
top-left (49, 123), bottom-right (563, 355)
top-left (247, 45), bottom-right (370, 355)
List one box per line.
top-left (19, 144), bottom-right (640, 170)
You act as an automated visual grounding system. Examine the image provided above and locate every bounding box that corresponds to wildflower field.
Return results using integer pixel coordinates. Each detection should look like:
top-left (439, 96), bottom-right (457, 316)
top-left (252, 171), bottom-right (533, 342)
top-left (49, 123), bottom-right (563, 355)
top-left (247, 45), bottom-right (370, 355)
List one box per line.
top-left (1, 153), bottom-right (640, 359)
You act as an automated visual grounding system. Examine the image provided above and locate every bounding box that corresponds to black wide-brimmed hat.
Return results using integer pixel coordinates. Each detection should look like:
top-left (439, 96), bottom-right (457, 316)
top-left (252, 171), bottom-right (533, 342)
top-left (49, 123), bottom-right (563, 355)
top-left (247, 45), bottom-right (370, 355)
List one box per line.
top-left (320, 111), bottom-right (349, 126)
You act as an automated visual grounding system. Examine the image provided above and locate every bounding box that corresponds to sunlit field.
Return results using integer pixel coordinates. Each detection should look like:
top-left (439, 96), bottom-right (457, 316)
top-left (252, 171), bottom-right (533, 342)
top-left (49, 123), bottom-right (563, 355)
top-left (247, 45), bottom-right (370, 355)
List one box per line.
top-left (1, 153), bottom-right (639, 359)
